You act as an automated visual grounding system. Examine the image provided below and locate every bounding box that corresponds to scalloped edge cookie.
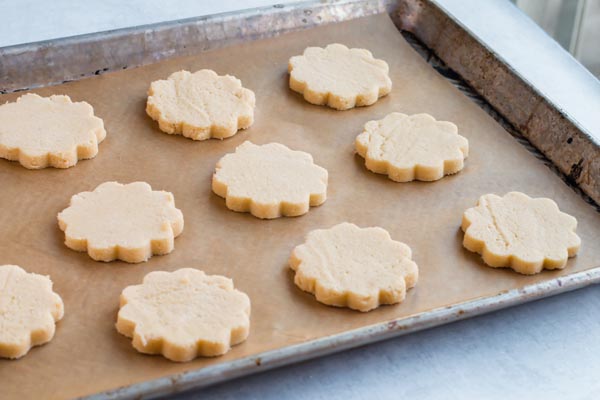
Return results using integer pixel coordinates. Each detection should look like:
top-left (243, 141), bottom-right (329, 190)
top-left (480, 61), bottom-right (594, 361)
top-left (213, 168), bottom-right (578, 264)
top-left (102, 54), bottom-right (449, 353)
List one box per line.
top-left (462, 192), bottom-right (581, 275)
top-left (146, 69), bottom-right (255, 140)
top-left (57, 181), bottom-right (184, 263)
top-left (212, 141), bottom-right (328, 219)
top-left (0, 265), bottom-right (64, 359)
top-left (289, 223), bottom-right (418, 312)
top-left (0, 93), bottom-right (106, 169)
top-left (355, 113), bottom-right (469, 182)
top-left (288, 43), bottom-right (392, 110)
top-left (116, 268), bottom-right (251, 362)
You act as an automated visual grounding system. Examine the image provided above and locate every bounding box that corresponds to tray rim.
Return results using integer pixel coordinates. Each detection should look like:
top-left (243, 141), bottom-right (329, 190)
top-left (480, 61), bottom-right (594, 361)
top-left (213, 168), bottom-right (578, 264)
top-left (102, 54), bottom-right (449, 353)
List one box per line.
top-left (87, 268), bottom-right (600, 400)
top-left (397, 0), bottom-right (600, 205)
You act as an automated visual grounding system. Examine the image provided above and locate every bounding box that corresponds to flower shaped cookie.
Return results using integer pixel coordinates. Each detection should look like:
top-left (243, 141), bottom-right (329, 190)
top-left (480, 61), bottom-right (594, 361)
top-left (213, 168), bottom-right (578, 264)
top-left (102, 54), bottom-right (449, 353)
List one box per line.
top-left (0, 265), bottom-right (64, 359)
top-left (0, 93), bottom-right (106, 169)
top-left (356, 113), bottom-right (469, 182)
top-left (116, 268), bottom-right (251, 362)
top-left (212, 141), bottom-right (328, 219)
top-left (462, 192), bottom-right (581, 275)
top-left (289, 223), bottom-right (418, 312)
top-left (146, 69), bottom-right (255, 140)
top-left (57, 181), bottom-right (184, 263)
top-left (288, 43), bottom-right (392, 110)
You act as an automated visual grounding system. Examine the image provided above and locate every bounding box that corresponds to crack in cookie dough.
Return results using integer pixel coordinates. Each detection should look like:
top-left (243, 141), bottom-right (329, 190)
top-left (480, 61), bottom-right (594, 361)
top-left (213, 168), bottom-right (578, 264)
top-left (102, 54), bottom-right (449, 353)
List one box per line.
top-left (356, 113), bottom-right (469, 182)
top-left (0, 93), bottom-right (106, 169)
top-left (288, 43), bottom-right (392, 110)
top-left (0, 265), bottom-right (64, 359)
top-left (57, 181), bottom-right (184, 263)
top-left (289, 223), bottom-right (418, 312)
top-left (462, 192), bottom-right (581, 275)
top-left (146, 70), bottom-right (255, 140)
top-left (483, 198), bottom-right (511, 249)
top-left (116, 268), bottom-right (251, 362)
top-left (212, 141), bottom-right (328, 219)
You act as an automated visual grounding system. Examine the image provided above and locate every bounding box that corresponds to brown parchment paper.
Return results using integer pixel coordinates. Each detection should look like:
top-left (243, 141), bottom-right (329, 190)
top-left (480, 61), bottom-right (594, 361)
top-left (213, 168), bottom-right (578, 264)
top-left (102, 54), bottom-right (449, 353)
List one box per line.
top-left (1, 14), bottom-right (599, 400)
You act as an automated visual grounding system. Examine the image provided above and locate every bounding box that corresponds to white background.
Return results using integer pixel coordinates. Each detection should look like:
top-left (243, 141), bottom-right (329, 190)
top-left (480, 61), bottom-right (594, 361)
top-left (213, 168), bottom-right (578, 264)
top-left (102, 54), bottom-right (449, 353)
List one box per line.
top-left (1, 1), bottom-right (599, 399)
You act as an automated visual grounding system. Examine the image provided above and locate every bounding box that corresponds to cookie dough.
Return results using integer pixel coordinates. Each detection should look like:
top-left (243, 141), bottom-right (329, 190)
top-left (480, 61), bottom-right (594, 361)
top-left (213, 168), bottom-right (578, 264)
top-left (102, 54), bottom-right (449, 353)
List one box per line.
top-left (355, 113), bottom-right (469, 182)
top-left (116, 268), bottom-right (251, 362)
top-left (146, 70), bottom-right (255, 140)
top-left (0, 93), bottom-right (106, 169)
top-left (0, 265), bottom-right (64, 359)
top-left (212, 141), bottom-right (328, 219)
top-left (288, 43), bottom-right (392, 110)
top-left (57, 181), bottom-right (184, 263)
top-left (462, 192), bottom-right (581, 275)
top-left (289, 223), bottom-right (418, 312)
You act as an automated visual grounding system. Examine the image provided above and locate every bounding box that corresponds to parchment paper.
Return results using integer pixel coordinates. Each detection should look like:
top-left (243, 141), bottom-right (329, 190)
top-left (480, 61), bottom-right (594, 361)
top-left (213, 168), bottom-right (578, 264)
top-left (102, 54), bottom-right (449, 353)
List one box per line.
top-left (1, 14), bottom-right (599, 400)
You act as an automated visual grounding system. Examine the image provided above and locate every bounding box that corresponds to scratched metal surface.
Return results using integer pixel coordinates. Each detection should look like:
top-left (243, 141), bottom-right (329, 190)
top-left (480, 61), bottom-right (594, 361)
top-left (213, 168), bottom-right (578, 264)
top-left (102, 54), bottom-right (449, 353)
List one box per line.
top-left (0, 1), bottom-right (398, 93)
top-left (398, 0), bottom-right (600, 205)
top-left (400, 31), bottom-right (600, 213)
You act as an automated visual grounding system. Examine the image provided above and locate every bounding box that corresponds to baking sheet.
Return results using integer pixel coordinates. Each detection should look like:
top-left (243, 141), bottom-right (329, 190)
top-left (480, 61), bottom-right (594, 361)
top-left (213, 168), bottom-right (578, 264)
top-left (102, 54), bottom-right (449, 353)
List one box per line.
top-left (1, 13), bottom-right (599, 400)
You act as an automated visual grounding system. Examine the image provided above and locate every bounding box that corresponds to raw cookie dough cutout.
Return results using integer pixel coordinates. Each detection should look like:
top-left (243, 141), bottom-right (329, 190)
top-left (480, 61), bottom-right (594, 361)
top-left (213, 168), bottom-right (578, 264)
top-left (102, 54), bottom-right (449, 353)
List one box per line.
top-left (212, 141), bottom-right (328, 219)
top-left (57, 181), bottom-right (184, 263)
top-left (0, 265), bottom-right (64, 359)
top-left (355, 113), bottom-right (469, 182)
top-left (288, 43), bottom-right (392, 110)
top-left (462, 192), bottom-right (581, 275)
top-left (116, 268), bottom-right (251, 362)
top-left (289, 223), bottom-right (418, 312)
top-left (0, 93), bottom-right (106, 169)
top-left (146, 70), bottom-right (255, 140)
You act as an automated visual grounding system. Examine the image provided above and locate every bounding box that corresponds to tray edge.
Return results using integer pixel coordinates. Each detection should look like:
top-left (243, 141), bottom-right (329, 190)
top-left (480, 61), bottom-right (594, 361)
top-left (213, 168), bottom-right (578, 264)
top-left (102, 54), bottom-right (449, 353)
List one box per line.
top-left (395, 0), bottom-right (600, 205)
top-left (84, 267), bottom-right (600, 400)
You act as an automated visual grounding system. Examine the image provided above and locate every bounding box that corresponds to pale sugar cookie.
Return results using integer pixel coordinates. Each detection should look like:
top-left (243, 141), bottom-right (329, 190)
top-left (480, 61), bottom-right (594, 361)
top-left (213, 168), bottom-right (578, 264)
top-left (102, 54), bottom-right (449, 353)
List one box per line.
top-left (116, 268), bottom-right (251, 362)
top-left (289, 223), bottom-right (418, 312)
top-left (146, 70), bottom-right (255, 140)
top-left (355, 113), bottom-right (469, 182)
top-left (0, 265), bottom-right (64, 359)
top-left (212, 141), bottom-right (328, 219)
top-left (0, 93), bottom-right (106, 169)
top-left (462, 192), bottom-right (581, 275)
top-left (57, 181), bottom-right (184, 263)
top-left (288, 43), bottom-right (392, 110)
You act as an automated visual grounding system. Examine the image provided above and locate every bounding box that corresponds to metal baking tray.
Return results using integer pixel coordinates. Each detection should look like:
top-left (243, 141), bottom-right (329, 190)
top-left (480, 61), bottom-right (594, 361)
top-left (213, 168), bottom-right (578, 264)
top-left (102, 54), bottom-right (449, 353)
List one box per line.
top-left (1, 1), bottom-right (599, 399)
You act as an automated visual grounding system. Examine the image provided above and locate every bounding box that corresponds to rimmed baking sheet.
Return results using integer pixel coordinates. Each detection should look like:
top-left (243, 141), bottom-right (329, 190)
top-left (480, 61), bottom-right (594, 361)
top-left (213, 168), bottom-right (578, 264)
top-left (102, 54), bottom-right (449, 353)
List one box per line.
top-left (1, 13), bottom-right (599, 400)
